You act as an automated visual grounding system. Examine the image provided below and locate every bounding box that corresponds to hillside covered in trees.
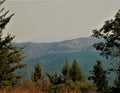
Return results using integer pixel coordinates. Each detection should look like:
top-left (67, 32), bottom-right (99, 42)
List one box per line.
top-left (0, 0), bottom-right (120, 93)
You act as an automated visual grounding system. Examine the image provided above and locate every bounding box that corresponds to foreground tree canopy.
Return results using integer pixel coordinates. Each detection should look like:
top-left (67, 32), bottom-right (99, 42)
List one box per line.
top-left (93, 9), bottom-right (120, 93)
top-left (93, 9), bottom-right (120, 59)
top-left (0, 0), bottom-right (25, 88)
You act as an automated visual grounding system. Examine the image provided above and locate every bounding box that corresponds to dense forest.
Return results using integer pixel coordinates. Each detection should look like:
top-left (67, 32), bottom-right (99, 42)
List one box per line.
top-left (0, 0), bottom-right (120, 93)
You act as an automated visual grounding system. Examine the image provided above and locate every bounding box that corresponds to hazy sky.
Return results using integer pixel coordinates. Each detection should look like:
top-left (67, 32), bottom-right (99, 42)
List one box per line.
top-left (3, 0), bottom-right (120, 42)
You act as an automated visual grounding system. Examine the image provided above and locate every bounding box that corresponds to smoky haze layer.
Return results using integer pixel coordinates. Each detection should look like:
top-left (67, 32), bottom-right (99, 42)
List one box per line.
top-left (4, 0), bottom-right (120, 42)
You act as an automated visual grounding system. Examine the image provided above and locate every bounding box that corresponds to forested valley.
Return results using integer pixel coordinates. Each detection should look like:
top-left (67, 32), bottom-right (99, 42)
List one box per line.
top-left (0, 0), bottom-right (120, 93)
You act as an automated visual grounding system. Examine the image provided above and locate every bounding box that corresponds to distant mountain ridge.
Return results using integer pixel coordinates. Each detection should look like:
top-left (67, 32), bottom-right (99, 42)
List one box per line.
top-left (17, 37), bottom-right (109, 80)
top-left (17, 37), bottom-right (98, 59)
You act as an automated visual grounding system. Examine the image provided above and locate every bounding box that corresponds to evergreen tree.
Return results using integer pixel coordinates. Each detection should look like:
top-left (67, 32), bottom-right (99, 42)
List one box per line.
top-left (62, 60), bottom-right (70, 82)
top-left (88, 60), bottom-right (109, 93)
top-left (70, 59), bottom-right (84, 82)
top-left (111, 63), bottom-right (120, 93)
top-left (46, 73), bottom-right (63, 93)
top-left (0, 0), bottom-right (25, 88)
top-left (32, 62), bottom-right (42, 82)
top-left (92, 9), bottom-right (120, 92)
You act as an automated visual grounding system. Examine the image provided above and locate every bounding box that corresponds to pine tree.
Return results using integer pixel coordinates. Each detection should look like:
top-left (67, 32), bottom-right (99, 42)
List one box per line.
top-left (32, 62), bottom-right (42, 82)
top-left (62, 60), bottom-right (70, 82)
top-left (46, 73), bottom-right (63, 93)
top-left (88, 60), bottom-right (109, 93)
top-left (0, 0), bottom-right (25, 88)
top-left (111, 63), bottom-right (120, 93)
top-left (69, 59), bottom-right (84, 82)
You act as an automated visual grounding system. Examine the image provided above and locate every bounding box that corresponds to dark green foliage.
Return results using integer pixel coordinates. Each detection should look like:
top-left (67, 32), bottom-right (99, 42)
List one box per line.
top-left (62, 59), bottom-right (84, 82)
top-left (89, 60), bottom-right (109, 93)
top-left (69, 59), bottom-right (84, 82)
top-left (92, 9), bottom-right (120, 59)
top-left (110, 63), bottom-right (120, 93)
top-left (46, 73), bottom-right (63, 85)
top-left (0, 0), bottom-right (25, 88)
top-left (62, 60), bottom-right (70, 82)
top-left (32, 62), bottom-right (42, 82)
top-left (0, 0), bottom-right (14, 30)
top-left (46, 73), bottom-right (63, 93)
top-left (92, 9), bottom-right (120, 92)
